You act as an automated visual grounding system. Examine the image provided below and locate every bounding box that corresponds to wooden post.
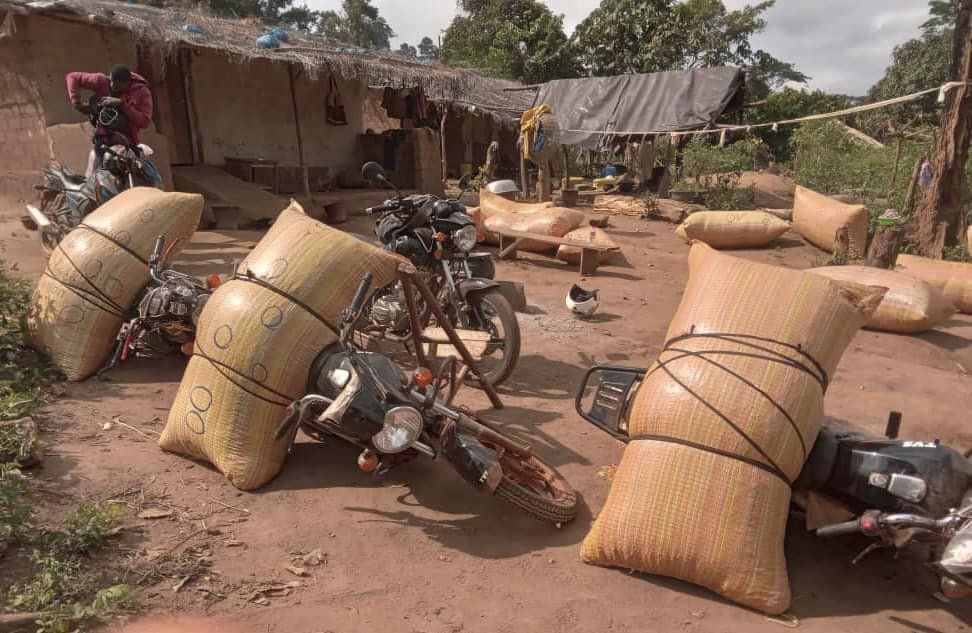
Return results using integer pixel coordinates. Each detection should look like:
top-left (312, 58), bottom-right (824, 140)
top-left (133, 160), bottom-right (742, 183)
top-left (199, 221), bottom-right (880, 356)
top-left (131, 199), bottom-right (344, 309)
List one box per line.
top-left (519, 152), bottom-right (529, 199)
top-left (562, 145), bottom-right (571, 191)
top-left (439, 108), bottom-right (448, 186)
top-left (181, 49), bottom-right (204, 164)
top-left (865, 225), bottom-right (905, 268)
top-left (903, 156), bottom-right (924, 214)
top-left (887, 138), bottom-right (903, 200)
top-left (658, 135), bottom-right (676, 197)
top-left (538, 158), bottom-right (552, 202)
top-left (915, 0), bottom-right (972, 257)
top-left (287, 65), bottom-right (311, 198)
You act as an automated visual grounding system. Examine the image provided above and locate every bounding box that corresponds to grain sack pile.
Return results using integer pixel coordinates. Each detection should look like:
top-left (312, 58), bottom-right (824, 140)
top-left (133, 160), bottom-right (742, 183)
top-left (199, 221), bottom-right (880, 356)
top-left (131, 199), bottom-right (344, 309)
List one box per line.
top-left (675, 211), bottom-right (790, 249)
top-left (581, 243), bottom-right (885, 614)
top-left (158, 202), bottom-right (399, 490)
top-left (896, 254), bottom-right (972, 314)
top-left (792, 186), bottom-right (867, 257)
top-left (809, 265), bottom-right (955, 333)
top-left (478, 189), bottom-right (585, 252)
top-left (555, 226), bottom-right (621, 265)
top-left (26, 188), bottom-right (203, 381)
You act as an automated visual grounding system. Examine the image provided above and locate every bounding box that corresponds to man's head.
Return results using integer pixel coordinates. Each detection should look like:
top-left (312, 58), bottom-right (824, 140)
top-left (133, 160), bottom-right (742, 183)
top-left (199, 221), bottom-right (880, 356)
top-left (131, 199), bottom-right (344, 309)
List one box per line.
top-left (109, 65), bottom-right (132, 94)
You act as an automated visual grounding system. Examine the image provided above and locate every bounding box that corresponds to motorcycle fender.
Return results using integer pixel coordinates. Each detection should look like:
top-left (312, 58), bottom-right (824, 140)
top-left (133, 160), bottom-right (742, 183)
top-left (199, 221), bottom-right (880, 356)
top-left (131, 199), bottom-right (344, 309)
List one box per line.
top-left (25, 205), bottom-right (50, 229)
top-left (440, 425), bottom-right (503, 492)
top-left (457, 278), bottom-right (499, 302)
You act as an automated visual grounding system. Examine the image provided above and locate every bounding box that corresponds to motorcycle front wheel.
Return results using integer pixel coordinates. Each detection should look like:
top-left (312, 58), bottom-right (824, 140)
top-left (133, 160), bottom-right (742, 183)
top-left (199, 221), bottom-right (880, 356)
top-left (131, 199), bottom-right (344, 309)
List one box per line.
top-left (463, 290), bottom-right (520, 388)
top-left (38, 193), bottom-right (68, 255)
top-left (492, 448), bottom-right (578, 524)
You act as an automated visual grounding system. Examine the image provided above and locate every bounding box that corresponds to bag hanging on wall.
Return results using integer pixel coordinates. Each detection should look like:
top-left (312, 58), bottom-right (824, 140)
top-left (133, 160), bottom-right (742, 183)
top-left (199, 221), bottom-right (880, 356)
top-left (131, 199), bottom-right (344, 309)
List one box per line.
top-left (326, 76), bottom-right (348, 126)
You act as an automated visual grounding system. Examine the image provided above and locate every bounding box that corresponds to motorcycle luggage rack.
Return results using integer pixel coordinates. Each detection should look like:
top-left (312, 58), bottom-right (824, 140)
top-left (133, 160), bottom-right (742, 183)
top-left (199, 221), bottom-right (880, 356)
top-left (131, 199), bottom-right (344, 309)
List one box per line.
top-left (397, 265), bottom-right (504, 411)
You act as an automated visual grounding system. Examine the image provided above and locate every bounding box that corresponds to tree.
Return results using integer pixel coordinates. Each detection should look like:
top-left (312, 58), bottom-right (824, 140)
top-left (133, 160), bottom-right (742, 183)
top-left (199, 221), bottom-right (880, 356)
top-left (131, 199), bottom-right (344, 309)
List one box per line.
top-left (441, 0), bottom-right (578, 82)
top-left (418, 36), bottom-right (439, 61)
top-left (745, 88), bottom-right (852, 159)
top-left (572, 0), bottom-right (804, 95)
top-left (319, 0), bottom-right (394, 49)
top-left (399, 42), bottom-right (417, 58)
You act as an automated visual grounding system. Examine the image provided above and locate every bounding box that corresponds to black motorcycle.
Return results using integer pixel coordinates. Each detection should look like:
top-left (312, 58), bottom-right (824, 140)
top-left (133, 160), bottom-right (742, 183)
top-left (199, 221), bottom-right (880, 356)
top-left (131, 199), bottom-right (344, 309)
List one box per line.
top-left (275, 272), bottom-right (577, 525)
top-left (99, 235), bottom-right (217, 375)
top-left (575, 366), bottom-right (972, 599)
top-left (358, 162), bottom-right (519, 388)
top-left (22, 100), bottom-right (162, 254)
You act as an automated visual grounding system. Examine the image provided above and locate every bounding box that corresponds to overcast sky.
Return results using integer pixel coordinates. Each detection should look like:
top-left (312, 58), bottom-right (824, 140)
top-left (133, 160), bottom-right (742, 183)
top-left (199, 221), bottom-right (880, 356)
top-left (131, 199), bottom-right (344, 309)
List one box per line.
top-left (307, 0), bottom-right (930, 95)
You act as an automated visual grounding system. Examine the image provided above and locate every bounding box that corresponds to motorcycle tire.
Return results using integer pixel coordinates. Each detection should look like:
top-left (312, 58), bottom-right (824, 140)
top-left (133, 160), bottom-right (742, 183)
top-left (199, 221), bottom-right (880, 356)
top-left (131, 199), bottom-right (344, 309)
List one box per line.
top-left (493, 458), bottom-right (578, 525)
top-left (464, 289), bottom-right (520, 389)
top-left (38, 192), bottom-right (68, 256)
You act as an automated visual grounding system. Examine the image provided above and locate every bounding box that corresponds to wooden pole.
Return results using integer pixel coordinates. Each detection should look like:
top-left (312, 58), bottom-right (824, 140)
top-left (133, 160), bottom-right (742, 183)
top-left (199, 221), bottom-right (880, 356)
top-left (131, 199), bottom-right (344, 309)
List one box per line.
top-left (181, 49), bottom-right (204, 164)
top-left (519, 152), bottom-right (529, 199)
top-left (915, 0), bottom-right (972, 257)
top-left (865, 225), bottom-right (905, 268)
top-left (658, 135), bottom-right (675, 197)
top-left (439, 108), bottom-right (448, 186)
top-left (287, 65), bottom-right (311, 198)
top-left (903, 156), bottom-right (923, 214)
top-left (887, 138), bottom-right (902, 200)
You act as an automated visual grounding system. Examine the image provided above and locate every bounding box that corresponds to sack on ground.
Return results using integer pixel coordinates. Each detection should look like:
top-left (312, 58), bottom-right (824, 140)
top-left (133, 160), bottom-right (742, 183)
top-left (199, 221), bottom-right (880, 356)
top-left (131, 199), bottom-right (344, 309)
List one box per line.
top-left (809, 265), bottom-right (954, 333)
top-left (792, 186), bottom-right (866, 257)
top-left (580, 243), bottom-right (884, 614)
top-left (896, 254), bottom-right (972, 314)
top-left (555, 227), bottom-right (621, 264)
top-left (158, 202), bottom-right (399, 490)
top-left (675, 211), bottom-right (790, 249)
top-left (483, 207), bottom-right (586, 251)
top-left (26, 188), bottom-right (202, 381)
top-left (478, 188), bottom-right (555, 221)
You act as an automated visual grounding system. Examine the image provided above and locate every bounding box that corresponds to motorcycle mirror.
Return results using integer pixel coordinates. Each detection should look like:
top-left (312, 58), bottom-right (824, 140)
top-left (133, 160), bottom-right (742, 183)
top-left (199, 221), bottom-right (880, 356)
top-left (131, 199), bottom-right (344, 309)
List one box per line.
top-left (361, 161), bottom-right (386, 183)
top-left (575, 366), bottom-right (644, 442)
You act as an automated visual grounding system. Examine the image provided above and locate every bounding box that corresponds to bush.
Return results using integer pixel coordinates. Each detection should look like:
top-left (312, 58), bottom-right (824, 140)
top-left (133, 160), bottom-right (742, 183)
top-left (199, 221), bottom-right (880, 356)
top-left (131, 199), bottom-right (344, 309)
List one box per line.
top-left (681, 134), bottom-right (769, 180)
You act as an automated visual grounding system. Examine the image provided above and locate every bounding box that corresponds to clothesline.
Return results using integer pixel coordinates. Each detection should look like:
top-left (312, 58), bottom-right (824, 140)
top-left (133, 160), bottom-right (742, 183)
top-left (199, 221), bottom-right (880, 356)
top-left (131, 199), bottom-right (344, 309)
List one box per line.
top-left (563, 81), bottom-right (969, 138)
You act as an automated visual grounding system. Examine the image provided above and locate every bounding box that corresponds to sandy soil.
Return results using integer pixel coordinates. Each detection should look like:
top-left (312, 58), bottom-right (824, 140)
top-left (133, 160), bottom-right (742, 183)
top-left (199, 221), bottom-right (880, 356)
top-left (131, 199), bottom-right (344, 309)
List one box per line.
top-left (2, 191), bottom-right (971, 633)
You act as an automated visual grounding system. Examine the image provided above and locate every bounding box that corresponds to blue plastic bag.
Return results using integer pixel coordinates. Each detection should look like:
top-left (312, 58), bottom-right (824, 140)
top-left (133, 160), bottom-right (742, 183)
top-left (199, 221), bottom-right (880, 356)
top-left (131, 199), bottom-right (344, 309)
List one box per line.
top-left (256, 33), bottom-right (281, 49)
top-left (269, 27), bottom-right (289, 43)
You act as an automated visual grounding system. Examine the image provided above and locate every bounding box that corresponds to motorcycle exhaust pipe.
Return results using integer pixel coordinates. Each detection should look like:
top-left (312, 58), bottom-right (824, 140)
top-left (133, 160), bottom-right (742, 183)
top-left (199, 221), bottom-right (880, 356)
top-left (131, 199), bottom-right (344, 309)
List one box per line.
top-left (25, 204), bottom-right (52, 229)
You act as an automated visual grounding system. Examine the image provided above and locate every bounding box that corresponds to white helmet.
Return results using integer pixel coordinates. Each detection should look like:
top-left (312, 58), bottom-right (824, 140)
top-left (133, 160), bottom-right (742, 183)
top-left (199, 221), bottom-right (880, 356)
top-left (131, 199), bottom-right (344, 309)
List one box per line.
top-left (566, 284), bottom-right (599, 317)
top-left (485, 179), bottom-right (520, 196)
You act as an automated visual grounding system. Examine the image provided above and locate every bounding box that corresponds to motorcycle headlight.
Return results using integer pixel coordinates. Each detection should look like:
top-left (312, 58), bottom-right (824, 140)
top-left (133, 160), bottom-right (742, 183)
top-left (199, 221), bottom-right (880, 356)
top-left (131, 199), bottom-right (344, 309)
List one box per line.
top-left (371, 406), bottom-right (423, 454)
top-left (454, 225), bottom-right (478, 252)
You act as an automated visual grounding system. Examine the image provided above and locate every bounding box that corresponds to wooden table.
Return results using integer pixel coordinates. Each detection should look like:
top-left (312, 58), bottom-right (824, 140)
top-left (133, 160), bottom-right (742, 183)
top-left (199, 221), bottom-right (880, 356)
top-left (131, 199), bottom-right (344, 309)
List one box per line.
top-left (224, 157), bottom-right (279, 194)
top-left (493, 227), bottom-right (621, 276)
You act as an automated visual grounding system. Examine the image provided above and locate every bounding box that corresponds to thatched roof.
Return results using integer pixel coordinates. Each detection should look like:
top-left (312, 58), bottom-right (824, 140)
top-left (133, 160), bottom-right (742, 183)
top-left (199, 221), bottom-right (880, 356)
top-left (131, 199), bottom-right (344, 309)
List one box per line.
top-left (428, 76), bottom-right (534, 127)
top-left (0, 0), bottom-right (471, 99)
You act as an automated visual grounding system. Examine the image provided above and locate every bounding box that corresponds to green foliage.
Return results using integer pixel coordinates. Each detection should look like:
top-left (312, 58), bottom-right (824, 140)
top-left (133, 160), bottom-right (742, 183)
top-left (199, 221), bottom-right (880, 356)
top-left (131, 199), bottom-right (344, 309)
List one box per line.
top-left (0, 465), bottom-right (30, 544)
top-left (441, 0), bottom-right (578, 82)
top-left (676, 136), bottom-right (764, 209)
top-left (417, 36), bottom-right (439, 61)
top-left (398, 42), bottom-right (417, 58)
top-left (572, 0), bottom-right (805, 94)
top-left (319, 0), bottom-right (394, 49)
top-left (745, 88), bottom-right (853, 160)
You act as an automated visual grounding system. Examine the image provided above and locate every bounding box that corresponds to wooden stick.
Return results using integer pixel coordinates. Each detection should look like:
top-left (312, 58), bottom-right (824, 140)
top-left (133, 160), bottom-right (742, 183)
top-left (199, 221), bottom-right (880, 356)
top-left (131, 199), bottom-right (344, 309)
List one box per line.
top-left (115, 419), bottom-right (158, 438)
top-left (439, 108), bottom-right (448, 186)
top-left (398, 272), bottom-right (430, 370)
top-left (287, 65), bottom-right (311, 199)
top-left (209, 497), bottom-right (250, 515)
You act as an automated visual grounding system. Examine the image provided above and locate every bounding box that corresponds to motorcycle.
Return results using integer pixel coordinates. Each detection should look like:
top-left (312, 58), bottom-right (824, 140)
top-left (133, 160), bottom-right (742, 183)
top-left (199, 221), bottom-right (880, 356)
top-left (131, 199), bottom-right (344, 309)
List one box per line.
top-left (275, 272), bottom-right (578, 525)
top-left (22, 100), bottom-right (163, 254)
top-left (99, 234), bottom-right (218, 375)
top-left (575, 366), bottom-right (972, 599)
top-left (358, 161), bottom-right (519, 388)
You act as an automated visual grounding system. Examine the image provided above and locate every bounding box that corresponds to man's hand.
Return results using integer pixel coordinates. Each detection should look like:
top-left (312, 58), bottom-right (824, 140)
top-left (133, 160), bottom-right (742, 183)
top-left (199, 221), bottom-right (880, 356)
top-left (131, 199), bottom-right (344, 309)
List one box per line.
top-left (72, 99), bottom-right (91, 114)
top-left (99, 96), bottom-right (123, 109)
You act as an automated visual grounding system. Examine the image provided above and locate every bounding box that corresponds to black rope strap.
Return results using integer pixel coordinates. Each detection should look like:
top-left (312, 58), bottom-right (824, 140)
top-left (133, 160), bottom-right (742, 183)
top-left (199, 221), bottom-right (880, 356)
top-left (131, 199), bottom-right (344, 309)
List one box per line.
top-left (47, 240), bottom-right (130, 316)
top-left (76, 224), bottom-right (148, 265)
top-left (631, 331), bottom-right (828, 486)
top-left (192, 341), bottom-right (296, 407)
top-left (42, 270), bottom-right (126, 319)
top-left (232, 273), bottom-right (339, 337)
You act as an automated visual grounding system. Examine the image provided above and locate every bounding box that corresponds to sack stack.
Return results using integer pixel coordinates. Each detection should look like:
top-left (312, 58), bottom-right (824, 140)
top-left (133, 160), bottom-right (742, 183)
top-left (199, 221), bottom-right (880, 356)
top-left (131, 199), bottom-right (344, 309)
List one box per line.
top-left (581, 243), bottom-right (885, 614)
top-left (26, 188), bottom-right (203, 381)
top-left (158, 202), bottom-right (399, 490)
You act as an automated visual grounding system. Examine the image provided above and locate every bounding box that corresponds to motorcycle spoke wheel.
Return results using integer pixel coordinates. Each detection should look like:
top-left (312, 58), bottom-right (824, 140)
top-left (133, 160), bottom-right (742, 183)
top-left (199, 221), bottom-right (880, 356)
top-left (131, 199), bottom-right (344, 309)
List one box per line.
top-left (462, 291), bottom-right (520, 389)
top-left (489, 444), bottom-right (578, 525)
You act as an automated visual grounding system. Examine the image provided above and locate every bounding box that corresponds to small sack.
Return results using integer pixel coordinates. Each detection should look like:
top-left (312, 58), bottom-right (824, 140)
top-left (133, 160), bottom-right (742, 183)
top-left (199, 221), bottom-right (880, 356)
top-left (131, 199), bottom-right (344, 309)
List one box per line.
top-left (675, 211), bottom-right (790, 249)
top-left (896, 253), bottom-right (972, 314)
top-left (326, 76), bottom-right (348, 126)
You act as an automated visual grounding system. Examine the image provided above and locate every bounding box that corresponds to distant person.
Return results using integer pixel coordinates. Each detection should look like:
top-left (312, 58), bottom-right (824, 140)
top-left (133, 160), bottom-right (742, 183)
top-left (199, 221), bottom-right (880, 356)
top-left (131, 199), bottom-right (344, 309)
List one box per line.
top-left (66, 65), bottom-right (153, 176)
top-left (485, 140), bottom-right (500, 180)
top-left (919, 154), bottom-right (934, 189)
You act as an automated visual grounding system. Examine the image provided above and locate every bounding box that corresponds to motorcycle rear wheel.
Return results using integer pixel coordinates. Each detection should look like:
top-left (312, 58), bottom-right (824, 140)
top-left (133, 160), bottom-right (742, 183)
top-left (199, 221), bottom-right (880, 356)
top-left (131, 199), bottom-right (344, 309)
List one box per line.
top-left (463, 290), bottom-right (520, 388)
top-left (493, 450), bottom-right (578, 524)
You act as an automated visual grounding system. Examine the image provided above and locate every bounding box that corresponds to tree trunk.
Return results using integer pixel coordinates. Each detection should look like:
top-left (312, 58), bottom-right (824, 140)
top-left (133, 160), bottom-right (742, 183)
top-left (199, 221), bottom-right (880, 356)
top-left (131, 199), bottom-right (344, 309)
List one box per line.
top-left (915, 0), bottom-right (972, 257)
top-left (865, 225), bottom-right (905, 268)
top-left (830, 226), bottom-right (850, 265)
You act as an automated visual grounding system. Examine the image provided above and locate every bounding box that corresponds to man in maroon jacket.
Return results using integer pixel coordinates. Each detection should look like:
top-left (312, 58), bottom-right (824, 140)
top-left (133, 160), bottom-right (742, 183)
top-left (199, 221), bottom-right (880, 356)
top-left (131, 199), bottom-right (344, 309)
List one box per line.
top-left (65, 65), bottom-right (153, 176)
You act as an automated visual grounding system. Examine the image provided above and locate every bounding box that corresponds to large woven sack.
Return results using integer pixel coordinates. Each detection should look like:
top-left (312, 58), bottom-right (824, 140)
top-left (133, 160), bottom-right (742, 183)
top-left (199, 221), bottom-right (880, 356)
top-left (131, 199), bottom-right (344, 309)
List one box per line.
top-left (792, 186), bottom-right (867, 257)
top-left (809, 265), bottom-right (955, 333)
top-left (158, 202), bottom-right (399, 490)
top-left (483, 207), bottom-right (586, 252)
top-left (478, 188), bottom-right (555, 221)
top-left (555, 227), bottom-right (621, 264)
top-left (896, 254), bottom-right (972, 314)
top-left (581, 243), bottom-right (885, 614)
top-left (26, 188), bottom-right (203, 381)
top-left (675, 211), bottom-right (790, 249)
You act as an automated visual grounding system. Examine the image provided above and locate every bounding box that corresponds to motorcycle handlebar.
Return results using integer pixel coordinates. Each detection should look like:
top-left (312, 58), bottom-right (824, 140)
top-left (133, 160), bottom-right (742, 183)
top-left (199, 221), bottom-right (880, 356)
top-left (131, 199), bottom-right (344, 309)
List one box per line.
top-left (816, 520), bottom-right (862, 538)
top-left (366, 202), bottom-right (398, 215)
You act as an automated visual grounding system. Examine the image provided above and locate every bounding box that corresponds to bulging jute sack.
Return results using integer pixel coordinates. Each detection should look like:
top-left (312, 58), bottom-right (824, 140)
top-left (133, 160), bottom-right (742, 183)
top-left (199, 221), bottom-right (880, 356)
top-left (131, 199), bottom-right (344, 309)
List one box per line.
top-left (580, 243), bottom-right (885, 614)
top-left (478, 188), bottom-right (584, 251)
top-left (809, 265), bottom-right (955, 333)
top-left (675, 211), bottom-right (790, 249)
top-left (555, 227), bottom-right (621, 264)
top-left (26, 188), bottom-right (203, 381)
top-left (896, 253), bottom-right (972, 314)
top-left (478, 188), bottom-right (554, 220)
top-left (792, 186), bottom-right (866, 257)
top-left (158, 202), bottom-right (399, 490)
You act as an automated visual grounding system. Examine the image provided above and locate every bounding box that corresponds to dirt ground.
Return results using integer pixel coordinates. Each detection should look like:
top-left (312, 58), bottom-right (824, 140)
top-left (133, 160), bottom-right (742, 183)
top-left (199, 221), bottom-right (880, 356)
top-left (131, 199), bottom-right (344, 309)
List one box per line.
top-left (2, 185), bottom-right (972, 633)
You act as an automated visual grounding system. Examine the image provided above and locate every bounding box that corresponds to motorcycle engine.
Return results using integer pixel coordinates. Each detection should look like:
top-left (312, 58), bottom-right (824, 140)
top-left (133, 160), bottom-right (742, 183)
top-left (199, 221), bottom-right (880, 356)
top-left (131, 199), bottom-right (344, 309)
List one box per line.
top-left (371, 286), bottom-right (410, 332)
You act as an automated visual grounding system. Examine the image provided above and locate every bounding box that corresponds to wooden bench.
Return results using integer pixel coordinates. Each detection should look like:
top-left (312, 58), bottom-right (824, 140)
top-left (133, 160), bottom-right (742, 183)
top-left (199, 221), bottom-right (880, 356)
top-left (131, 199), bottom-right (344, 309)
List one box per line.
top-left (493, 228), bottom-right (621, 276)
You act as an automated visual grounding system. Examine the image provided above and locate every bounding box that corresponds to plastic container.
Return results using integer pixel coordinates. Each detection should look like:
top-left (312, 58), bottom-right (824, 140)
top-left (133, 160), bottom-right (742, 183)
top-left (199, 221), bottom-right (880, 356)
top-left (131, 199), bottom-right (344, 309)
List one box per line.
top-left (256, 34), bottom-right (281, 49)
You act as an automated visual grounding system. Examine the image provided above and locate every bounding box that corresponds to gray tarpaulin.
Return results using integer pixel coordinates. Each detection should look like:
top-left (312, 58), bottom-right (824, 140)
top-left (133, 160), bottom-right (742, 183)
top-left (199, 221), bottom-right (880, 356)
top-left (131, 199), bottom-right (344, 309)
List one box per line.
top-left (533, 67), bottom-right (745, 149)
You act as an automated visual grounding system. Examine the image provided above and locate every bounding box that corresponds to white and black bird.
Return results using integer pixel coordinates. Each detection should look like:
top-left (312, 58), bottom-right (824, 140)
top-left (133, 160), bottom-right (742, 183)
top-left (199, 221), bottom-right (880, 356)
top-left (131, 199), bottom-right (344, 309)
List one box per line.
top-left (566, 284), bottom-right (599, 317)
